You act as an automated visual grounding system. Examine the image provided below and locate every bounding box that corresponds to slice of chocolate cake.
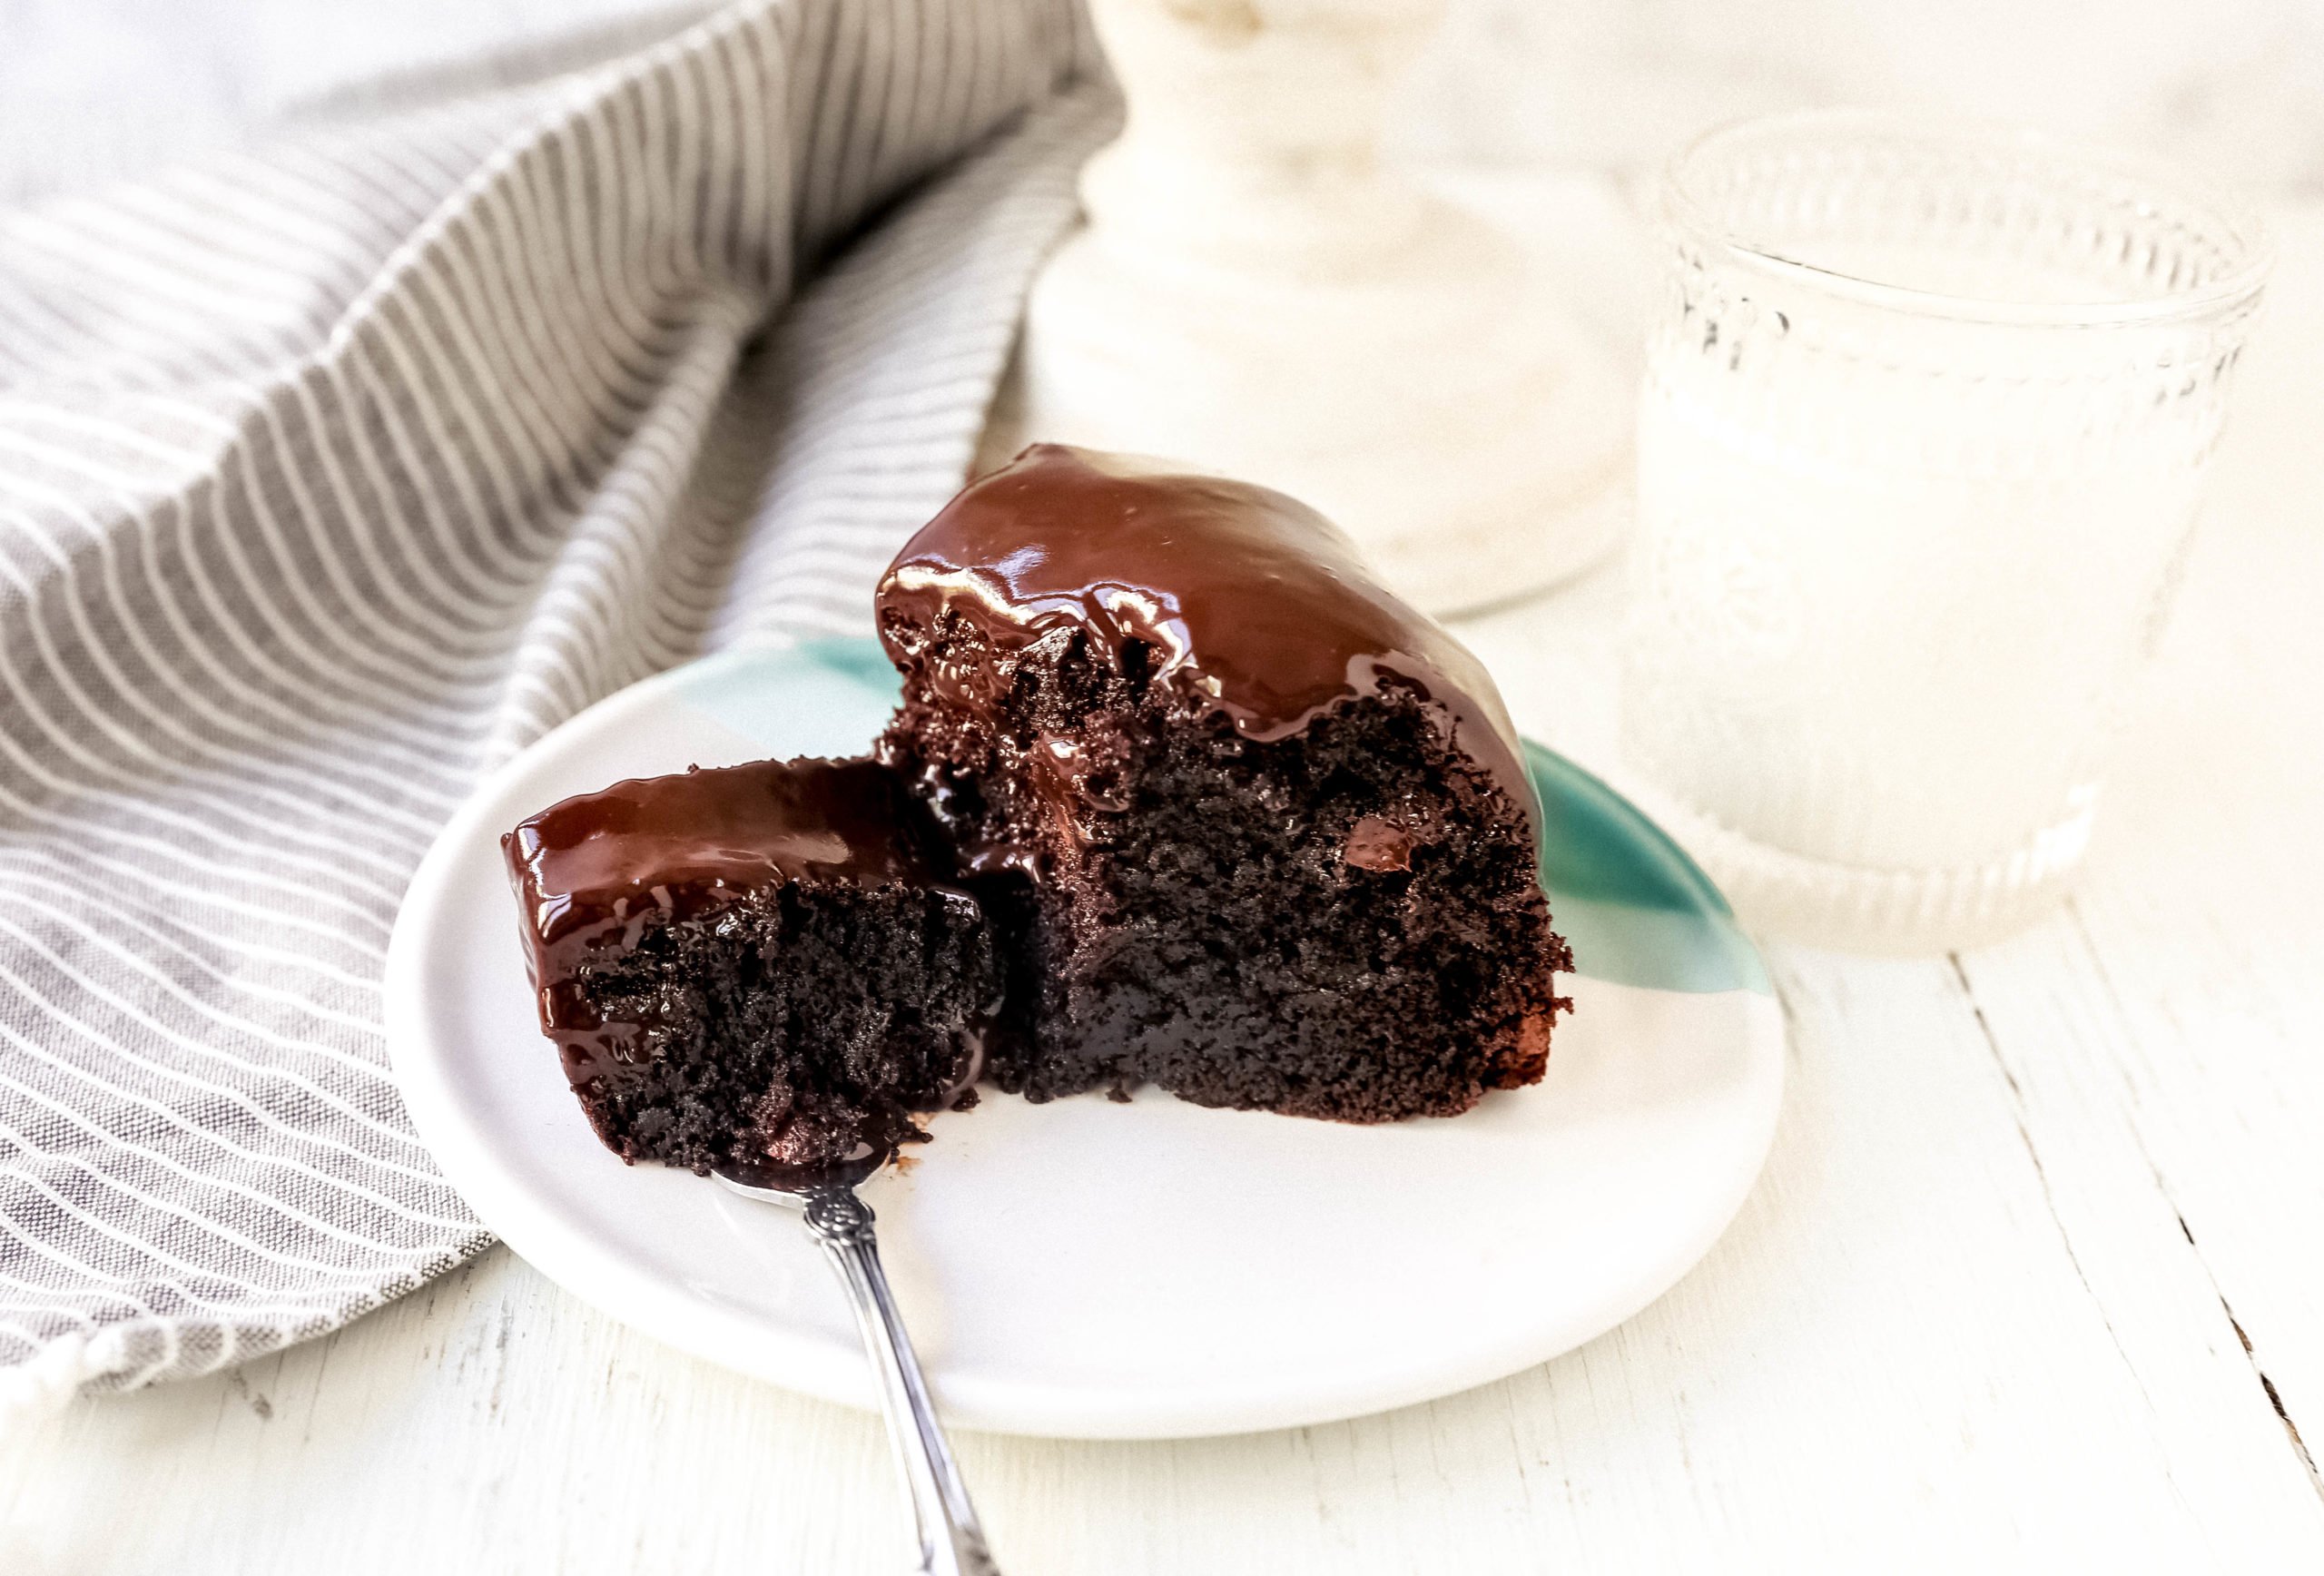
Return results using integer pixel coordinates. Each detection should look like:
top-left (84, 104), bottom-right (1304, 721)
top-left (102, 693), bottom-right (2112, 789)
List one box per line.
top-left (503, 758), bottom-right (1000, 1177)
top-left (874, 444), bottom-right (1571, 1122)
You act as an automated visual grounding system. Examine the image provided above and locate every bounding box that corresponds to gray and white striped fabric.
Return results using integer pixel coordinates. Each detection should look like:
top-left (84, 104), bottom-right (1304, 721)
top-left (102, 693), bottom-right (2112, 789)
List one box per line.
top-left (0, 0), bottom-right (1115, 1419)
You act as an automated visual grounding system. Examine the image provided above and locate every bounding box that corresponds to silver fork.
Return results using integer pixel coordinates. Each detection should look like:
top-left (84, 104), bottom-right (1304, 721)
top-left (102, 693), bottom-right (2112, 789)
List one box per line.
top-left (714, 1166), bottom-right (1002, 1576)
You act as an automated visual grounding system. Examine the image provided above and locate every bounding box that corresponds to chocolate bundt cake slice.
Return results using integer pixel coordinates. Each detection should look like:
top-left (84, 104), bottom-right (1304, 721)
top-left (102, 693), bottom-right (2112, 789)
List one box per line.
top-left (504, 758), bottom-right (1000, 1177)
top-left (874, 444), bottom-right (1571, 1121)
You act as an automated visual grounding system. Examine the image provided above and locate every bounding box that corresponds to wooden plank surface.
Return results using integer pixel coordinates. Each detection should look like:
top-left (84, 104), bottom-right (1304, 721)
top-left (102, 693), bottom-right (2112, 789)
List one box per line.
top-left (3, 182), bottom-right (2320, 1576)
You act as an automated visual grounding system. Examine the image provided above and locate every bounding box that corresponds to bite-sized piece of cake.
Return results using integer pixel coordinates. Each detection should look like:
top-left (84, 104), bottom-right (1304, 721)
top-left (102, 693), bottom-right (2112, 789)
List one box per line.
top-left (502, 758), bottom-right (1000, 1177)
top-left (875, 444), bottom-right (1571, 1122)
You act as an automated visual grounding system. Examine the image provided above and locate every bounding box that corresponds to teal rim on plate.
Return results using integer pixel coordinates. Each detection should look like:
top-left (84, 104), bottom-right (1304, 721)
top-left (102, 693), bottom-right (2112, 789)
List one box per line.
top-left (676, 637), bottom-right (1769, 1000)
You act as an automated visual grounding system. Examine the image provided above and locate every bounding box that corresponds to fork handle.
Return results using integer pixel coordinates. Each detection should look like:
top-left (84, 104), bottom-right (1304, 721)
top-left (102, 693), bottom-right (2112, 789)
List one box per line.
top-left (803, 1187), bottom-right (1002, 1576)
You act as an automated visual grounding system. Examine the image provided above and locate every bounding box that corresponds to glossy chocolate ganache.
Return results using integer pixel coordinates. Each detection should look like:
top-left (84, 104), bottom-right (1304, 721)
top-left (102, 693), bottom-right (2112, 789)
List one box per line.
top-left (875, 444), bottom-right (1566, 1120)
top-left (502, 444), bottom-right (1566, 1163)
top-left (874, 444), bottom-right (1541, 851)
top-left (504, 758), bottom-right (1001, 1174)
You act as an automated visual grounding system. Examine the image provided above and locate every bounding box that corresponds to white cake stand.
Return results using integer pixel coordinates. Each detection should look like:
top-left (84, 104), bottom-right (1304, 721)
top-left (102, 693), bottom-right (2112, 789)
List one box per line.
top-left (984, 0), bottom-right (1631, 615)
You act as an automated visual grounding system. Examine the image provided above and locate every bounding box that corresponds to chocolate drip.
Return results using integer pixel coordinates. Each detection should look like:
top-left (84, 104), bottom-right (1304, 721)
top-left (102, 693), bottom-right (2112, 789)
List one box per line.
top-left (874, 445), bottom-right (1540, 844)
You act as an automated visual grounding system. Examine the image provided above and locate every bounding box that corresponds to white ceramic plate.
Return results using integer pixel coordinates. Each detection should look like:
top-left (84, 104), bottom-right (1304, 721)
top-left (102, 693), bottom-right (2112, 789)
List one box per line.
top-left (387, 640), bottom-right (1782, 1440)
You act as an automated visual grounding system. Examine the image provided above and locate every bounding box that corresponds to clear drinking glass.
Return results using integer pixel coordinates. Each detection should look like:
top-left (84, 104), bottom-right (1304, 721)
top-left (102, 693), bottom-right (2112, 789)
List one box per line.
top-left (1622, 112), bottom-right (2270, 951)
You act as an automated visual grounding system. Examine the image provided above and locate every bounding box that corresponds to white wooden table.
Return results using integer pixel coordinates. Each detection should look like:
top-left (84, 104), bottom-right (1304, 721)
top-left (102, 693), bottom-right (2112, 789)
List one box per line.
top-left (5, 180), bottom-right (2322, 1574)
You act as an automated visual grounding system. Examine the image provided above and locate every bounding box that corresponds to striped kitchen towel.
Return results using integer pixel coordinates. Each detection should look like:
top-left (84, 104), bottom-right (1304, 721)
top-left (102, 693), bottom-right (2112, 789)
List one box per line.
top-left (0, 0), bottom-right (1116, 1418)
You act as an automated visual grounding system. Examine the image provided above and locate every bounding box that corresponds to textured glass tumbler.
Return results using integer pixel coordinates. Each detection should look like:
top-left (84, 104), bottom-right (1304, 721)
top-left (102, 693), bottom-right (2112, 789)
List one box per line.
top-left (1623, 113), bottom-right (2270, 952)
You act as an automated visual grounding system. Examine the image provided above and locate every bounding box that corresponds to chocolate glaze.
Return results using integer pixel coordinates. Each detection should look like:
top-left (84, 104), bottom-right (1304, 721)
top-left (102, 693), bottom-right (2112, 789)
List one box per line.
top-left (502, 757), bottom-right (964, 1087)
top-left (874, 445), bottom-right (1541, 846)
